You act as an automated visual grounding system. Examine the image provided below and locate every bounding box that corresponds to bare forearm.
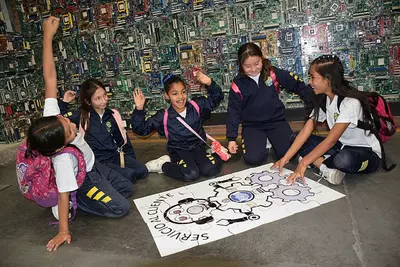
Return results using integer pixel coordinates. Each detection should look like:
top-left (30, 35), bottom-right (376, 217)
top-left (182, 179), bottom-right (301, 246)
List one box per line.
top-left (302, 122), bottom-right (349, 166)
top-left (302, 140), bottom-right (335, 166)
top-left (58, 192), bottom-right (70, 233)
top-left (43, 34), bottom-right (57, 98)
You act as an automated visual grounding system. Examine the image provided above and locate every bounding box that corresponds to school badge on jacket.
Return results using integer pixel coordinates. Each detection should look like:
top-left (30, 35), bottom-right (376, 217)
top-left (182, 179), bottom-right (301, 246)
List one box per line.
top-left (265, 76), bottom-right (273, 86)
top-left (106, 121), bottom-right (112, 132)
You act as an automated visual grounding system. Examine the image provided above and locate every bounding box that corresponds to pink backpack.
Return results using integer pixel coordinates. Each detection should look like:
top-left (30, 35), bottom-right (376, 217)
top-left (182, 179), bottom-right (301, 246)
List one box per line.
top-left (368, 96), bottom-right (397, 143)
top-left (333, 95), bottom-right (397, 171)
top-left (16, 141), bottom-right (86, 208)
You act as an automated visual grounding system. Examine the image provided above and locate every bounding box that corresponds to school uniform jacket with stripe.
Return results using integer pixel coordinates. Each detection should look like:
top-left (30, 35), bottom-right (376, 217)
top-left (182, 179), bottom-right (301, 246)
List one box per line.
top-left (226, 67), bottom-right (314, 141)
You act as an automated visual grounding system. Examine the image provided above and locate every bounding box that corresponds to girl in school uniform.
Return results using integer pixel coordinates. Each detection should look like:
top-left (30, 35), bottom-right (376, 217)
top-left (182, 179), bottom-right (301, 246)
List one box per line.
top-left (27, 17), bottom-right (133, 251)
top-left (273, 55), bottom-right (381, 185)
top-left (131, 73), bottom-right (224, 182)
top-left (59, 78), bottom-right (148, 183)
top-left (227, 42), bottom-right (314, 165)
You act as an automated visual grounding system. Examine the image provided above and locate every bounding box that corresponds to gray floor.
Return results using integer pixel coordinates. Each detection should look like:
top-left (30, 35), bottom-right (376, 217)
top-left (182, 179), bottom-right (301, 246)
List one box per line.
top-left (1, 136), bottom-right (399, 267)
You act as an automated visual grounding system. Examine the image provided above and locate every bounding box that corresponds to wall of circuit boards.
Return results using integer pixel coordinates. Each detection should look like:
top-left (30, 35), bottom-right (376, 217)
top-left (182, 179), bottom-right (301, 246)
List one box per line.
top-left (0, 0), bottom-right (400, 142)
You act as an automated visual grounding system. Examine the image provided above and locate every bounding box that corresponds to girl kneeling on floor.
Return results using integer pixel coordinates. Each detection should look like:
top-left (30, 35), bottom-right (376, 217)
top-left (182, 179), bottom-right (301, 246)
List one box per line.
top-left (131, 72), bottom-right (224, 182)
top-left (273, 55), bottom-right (382, 185)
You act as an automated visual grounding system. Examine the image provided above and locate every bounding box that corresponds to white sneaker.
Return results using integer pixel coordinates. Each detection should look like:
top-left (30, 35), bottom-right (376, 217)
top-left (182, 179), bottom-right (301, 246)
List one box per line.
top-left (145, 155), bottom-right (171, 173)
top-left (320, 167), bottom-right (346, 185)
top-left (52, 201), bottom-right (72, 220)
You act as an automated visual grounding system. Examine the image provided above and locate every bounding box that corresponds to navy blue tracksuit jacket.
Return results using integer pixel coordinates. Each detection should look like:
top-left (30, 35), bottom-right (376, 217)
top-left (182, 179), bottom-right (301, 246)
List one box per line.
top-left (60, 103), bottom-right (136, 162)
top-left (131, 80), bottom-right (223, 152)
top-left (226, 67), bottom-right (313, 141)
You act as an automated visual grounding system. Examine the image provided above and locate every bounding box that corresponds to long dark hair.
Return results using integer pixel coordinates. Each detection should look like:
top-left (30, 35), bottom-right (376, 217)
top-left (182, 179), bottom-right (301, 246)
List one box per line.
top-left (79, 78), bottom-right (106, 130)
top-left (163, 74), bottom-right (186, 94)
top-left (237, 42), bottom-right (273, 80)
top-left (26, 116), bottom-right (65, 157)
top-left (310, 55), bottom-right (377, 130)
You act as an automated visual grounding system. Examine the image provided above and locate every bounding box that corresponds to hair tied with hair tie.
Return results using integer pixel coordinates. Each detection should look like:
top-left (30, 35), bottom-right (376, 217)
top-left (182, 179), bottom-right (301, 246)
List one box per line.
top-left (163, 73), bottom-right (174, 84)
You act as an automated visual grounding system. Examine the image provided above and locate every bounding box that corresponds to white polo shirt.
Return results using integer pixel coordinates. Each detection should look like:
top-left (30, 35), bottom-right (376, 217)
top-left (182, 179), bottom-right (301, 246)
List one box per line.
top-left (43, 98), bottom-right (95, 193)
top-left (313, 95), bottom-right (381, 158)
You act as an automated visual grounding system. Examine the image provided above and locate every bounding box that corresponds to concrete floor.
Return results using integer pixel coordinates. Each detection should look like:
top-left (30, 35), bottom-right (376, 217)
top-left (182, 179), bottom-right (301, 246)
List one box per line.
top-left (0, 135), bottom-right (399, 267)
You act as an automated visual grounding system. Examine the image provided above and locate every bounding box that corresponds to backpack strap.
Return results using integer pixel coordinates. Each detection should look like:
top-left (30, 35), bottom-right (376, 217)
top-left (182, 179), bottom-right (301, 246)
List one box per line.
top-left (50, 146), bottom-right (87, 225)
top-left (232, 70), bottom-right (279, 101)
top-left (55, 146), bottom-right (87, 185)
top-left (321, 95), bottom-right (344, 114)
top-left (79, 110), bottom-right (127, 145)
top-left (111, 109), bottom-right (127, 145)
top-left (231, 82), bottom-right (243, 100)
top-left (163, 100), bottom-right (208, 139)
top-left (269, 69), bottom-right (279, 93)
top-left (336, 95), bottom-right (345, 111)
top-left (375, 134), bottom-right (396, 171)
top-left (189, 100), bottom-right (200, 116)
top-left (163, 108), bottom-right (169, 139)
top-left (163, 101), bottom-right (203, 140)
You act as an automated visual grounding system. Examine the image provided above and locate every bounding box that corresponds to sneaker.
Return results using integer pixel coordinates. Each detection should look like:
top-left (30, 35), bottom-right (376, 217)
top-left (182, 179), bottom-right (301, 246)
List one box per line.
top-left (320, 167), bottom-right (346, 185)
top-left (145, 155), bottom-right (171, 173)
top-left (52, 201), bottom-right (72, 220)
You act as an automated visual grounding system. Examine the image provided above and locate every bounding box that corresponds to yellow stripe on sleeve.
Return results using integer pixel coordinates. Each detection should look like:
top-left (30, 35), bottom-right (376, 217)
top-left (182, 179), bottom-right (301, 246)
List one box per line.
top-left (86, 187), bottom-right (98, 198)
top-left (93, 191), bottom-right (105, 201)
top-left (102, 196), bottom-right (112, 203)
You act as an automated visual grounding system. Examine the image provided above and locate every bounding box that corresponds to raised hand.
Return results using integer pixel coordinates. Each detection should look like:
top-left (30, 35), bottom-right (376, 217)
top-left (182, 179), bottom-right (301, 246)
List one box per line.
top-left (63, 90), bottom-right (76, 103)
top-left (43, 16), bottom-right (60, 38)
top-left (133, 88), bottom-right (146, 110)
top-left (195, 70), bottom-right (212, 86)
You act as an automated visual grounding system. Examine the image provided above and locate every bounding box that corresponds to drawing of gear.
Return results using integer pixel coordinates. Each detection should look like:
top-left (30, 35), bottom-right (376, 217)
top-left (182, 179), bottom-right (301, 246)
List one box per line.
top-left (209, 182), bottom-right (272, 213)
top-left (270, 184), bottom-right (315, 202)
top-left (248, 170), bottom-right (283, 187)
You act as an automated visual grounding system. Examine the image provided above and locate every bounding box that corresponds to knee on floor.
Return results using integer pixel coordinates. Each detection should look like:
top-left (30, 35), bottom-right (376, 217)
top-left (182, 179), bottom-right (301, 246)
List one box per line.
top-left (182, 169), bottom-right (200, 182)
top-left (243, 153), bottom-right (266, 166)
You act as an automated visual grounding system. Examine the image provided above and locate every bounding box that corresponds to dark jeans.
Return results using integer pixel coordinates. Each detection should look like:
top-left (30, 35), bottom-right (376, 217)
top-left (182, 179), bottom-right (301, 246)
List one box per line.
top-left (242, 120), bottom-right (295, 166)
top-left (103, 153), bottom-right (148, 183)
top-left (76, 161), bottom-right (133, 217)
top-left (298, 134), bottom-right (381, 173)
top-left (162, 146), bottom-right (222, 182)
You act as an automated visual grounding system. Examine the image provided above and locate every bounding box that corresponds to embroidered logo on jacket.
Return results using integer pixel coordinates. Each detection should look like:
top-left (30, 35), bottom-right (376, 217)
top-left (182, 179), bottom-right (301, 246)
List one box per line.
top-left (106, 121), bottom-right (112, 132)
top-left (265, 76), bottom-right (273, 86)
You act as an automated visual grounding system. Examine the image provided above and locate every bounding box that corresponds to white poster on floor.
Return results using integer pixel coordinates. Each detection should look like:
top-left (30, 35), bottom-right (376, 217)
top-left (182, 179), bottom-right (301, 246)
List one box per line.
top-left (134, 163), bottom-right (345, 257)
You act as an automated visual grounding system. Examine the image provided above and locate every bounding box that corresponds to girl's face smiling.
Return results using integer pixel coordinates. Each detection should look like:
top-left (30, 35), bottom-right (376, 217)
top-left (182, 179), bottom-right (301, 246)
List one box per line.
top-left (165, 81), bottom-right (187, 113)
top-left (242, 55), bottom-right (263, 77)
top-left (308, 66), bottom-right (330, 95)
